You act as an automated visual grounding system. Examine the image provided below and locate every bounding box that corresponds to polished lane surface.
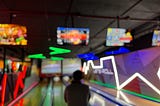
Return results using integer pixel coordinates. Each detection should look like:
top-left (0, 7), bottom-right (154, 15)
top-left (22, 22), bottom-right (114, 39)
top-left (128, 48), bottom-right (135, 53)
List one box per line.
top-left (14, 79), bottom-right (49, 106)
top-left (14, 80), bottom-right (121, 106)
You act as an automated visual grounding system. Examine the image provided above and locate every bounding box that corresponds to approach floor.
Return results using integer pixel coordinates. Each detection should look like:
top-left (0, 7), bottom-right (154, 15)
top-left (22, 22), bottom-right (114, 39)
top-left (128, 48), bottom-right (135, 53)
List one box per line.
top-left (13, 80), bottom-right (122, 106)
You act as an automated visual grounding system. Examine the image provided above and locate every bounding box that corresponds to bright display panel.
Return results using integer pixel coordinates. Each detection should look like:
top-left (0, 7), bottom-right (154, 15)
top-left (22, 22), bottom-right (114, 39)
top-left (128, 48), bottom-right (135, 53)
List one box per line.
top-left (57, 27), bottom-right (89, 45)
top-left (62, 58), bottom-right (81, 75)
top-left (152, 30), bottom-right (160, 46)
top-left (106, 28), bottom-right (132, 46)
top-left (41, 59), bottom-right (61, 74)
top-left (0, 24), bottom-right (27, 45)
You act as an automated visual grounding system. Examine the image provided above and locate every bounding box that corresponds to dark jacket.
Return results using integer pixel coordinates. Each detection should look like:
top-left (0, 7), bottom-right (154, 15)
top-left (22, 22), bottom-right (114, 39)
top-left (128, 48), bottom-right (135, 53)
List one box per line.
top-left (64, 80), bottom-right (91, 106)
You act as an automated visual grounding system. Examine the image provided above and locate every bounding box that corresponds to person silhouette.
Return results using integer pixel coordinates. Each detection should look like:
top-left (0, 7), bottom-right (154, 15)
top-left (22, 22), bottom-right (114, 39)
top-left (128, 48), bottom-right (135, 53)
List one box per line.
top-left (64, 70), bottom-right (91, 106)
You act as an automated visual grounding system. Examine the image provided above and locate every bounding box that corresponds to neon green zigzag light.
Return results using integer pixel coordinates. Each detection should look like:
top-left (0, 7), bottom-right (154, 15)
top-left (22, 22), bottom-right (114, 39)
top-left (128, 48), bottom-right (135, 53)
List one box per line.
top-left (28, 53), bottom-right (46, 59)
top-left (50, 57), bottom-right (64, 60)
top-left (49, 46), bottom-right (71, 55)
top-left (28, 47), bottom-right (71, 59)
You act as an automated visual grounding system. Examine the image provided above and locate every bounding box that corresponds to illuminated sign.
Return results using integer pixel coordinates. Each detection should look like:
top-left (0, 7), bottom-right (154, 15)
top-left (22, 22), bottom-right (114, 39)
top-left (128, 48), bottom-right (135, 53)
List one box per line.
top-left (82, 56), bottom-right (160, 95)
top-left (94, 68), bottom-right (114, 75)
top-left (0, 24), bottom-right (27, 45)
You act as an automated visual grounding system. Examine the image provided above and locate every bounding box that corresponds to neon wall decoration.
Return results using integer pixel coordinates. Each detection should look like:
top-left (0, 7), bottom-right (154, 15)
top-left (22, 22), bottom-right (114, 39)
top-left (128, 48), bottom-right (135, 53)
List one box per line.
top-left (83, 47), bottom-right (160, 100)
top-left (0, 24), bottom-right (27, 45)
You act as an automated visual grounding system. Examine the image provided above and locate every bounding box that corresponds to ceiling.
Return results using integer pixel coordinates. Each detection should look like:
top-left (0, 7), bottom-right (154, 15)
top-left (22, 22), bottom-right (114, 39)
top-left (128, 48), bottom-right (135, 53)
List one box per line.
top-left (0, 0), bottom-right (160, 59)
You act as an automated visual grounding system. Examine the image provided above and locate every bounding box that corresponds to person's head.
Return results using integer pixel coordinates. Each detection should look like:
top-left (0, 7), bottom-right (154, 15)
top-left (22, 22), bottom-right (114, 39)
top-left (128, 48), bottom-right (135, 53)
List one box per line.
top-left (72, 70), bottom-right (84, 81)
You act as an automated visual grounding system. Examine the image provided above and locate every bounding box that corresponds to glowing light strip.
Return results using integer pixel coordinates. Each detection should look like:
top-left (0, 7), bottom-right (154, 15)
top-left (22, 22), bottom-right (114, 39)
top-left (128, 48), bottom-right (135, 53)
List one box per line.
top-left (1, 73), bottom-right (7, 105)
top-left (28, 54), bottom-right (46, 59)
top-left (157, 67), bottom-right (160, 80)
top-left (83, 56), bottom-right (160, 96)
top-left (83, 56), bottom-right (120, 89)
top-left (49, 46), bottom-right (71, 55)
top-left (117, 91), bottom-right (131, 103)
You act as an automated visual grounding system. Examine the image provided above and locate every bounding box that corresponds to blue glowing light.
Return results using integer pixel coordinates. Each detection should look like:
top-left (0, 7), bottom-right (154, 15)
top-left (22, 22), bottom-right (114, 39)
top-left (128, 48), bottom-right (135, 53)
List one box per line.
top-left (77, 53), bottom-right (99, 60)
top-left (105, 47), bottom-right (130, 55)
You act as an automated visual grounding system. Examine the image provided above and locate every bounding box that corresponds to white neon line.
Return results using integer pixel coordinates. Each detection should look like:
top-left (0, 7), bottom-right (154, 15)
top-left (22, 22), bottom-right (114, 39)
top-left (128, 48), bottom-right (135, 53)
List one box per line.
top-left (136, 73), bottom-right (160, 95)
top-left (110, 56), bottom-right (120, 89)
top-left (116, 90), bottom-right (120, 98)
top-left (119, 91), bottom-right (131, 103)
top-left (157, 67), bottom-right (160, 80)
top-left (119, 73), bottom-right (160, 95)
top-left (118, 73), bottom-right (139, 90)
top-left (117, 90), bottom-right (131, 103)
top-left (82, 56), bottom-right (120, 88)
top-left (83, 56), bottom-right (160, 96)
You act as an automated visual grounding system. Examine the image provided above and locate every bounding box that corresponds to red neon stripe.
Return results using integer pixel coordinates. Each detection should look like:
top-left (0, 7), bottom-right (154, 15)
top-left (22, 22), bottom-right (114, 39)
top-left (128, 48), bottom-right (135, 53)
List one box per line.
top-left (14, 72), bottom-right (21, 99)
top-left (1, 73), bottom-right (8, 105)
top-left (22, 65), bottom-right (27, 78)
top-left (14, 72), bottom-right (25, 99)
top-left (8, 82), bottom-right (39, 106)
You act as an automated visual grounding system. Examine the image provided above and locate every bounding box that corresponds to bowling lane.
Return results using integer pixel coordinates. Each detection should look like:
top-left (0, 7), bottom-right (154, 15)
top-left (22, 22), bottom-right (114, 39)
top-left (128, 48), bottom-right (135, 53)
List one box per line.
top-left (13, 79), bottom-right (49, 106)
top-left (53, 81), bottom-right (126, 106)
top-left (12, 80), bottom-right (132, 106)
top-left (52, 82), bottom-right (67, 106)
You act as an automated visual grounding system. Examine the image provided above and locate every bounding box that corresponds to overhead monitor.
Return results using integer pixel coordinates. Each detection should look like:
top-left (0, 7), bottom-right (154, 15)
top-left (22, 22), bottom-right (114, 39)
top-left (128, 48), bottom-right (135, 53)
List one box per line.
top-left (41, 59), bottom-right (61, 74)
top-left (106, 28), bottom-right (132, 46)
top-left (0, 24), bottom-right (27, 45)
top-left (57, 27), bottom-right (89, 45)
top-left (62, 58), bottom-right (81, 75)
top-left (152, 30), bottom-right (160, 46)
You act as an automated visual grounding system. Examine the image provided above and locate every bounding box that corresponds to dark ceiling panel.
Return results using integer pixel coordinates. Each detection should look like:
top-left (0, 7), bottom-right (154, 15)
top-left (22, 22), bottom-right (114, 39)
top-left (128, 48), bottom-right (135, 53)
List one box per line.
top-left (0, 0), bottom-right (159, 58)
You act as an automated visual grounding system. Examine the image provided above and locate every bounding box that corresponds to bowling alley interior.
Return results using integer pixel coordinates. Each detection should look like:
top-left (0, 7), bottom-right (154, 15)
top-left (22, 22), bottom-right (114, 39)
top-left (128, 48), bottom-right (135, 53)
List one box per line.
top-left (0, 0), bottom-right (160, 106)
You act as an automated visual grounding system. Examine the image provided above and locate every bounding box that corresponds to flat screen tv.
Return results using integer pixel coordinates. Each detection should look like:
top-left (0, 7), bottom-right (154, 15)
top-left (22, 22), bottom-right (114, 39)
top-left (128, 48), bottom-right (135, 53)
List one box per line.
top-left (62, 58), bottom-right (81, 75)
top-left (57, 27), bottom-right (89, 45)
top-left (106, 28), bottom-right (132, 46)
top-left (152, 30), bottom-right (160, 46)
top-left (0, 24), bottom-right (27, 45)
top-left (41, 59), bottom-right (61, 74)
